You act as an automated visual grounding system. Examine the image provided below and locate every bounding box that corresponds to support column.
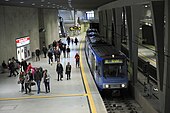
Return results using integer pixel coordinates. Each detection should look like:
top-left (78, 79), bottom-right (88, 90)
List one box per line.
top-left (162, 0), bottom-right (170, 113)
top-left (131, 5), bottom-right (142, 85)
top-left (125, 6), bottom-right (132, 61)
top-left (115, 7), bottom-right (123, 51)
top-left (151, 1), bottom-right (164, 92)
top-left (106, 9), bottom-right (113, 45)
top-left (103, 10), bottom-right (107, 40)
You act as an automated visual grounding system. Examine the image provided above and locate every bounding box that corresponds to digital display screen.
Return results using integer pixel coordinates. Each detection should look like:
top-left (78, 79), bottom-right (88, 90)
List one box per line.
top-left (104, 59), bottom-right (123, 64)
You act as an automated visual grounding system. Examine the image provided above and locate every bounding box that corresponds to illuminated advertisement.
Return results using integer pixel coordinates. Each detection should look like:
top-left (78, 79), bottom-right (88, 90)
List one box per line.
top-left (104, 59), bottom-right (123, 64)
top-left (16, 36), bottom-right (31, 62)
top-left (16, 36), bottom-right (30, 47)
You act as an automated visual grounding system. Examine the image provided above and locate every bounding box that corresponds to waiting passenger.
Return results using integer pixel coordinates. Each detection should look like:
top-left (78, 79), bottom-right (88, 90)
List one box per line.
top-left (66, 46), bottom-right (70, 58)
top-left (34, 68), bottom-right (42, 94)
top-left (65, 62), bottom-right (72, 80)
top-left (35, 48), bottom-right (41, 61)
top-left (1, 60), bottom-right (7, 73)
top-left (19, 72), bottom-right (25, 92)
top-left (43, 69), bottom-right (50, 93)
top-left (56, 62), bottom-right (63, 81)
top-left (75, 53), bottom-right (80, 68)
top-left (74, 37), bottom-right (78, 45)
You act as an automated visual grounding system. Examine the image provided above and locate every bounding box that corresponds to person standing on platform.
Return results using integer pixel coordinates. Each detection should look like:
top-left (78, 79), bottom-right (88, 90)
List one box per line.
top-left (62, 44), bottom-right (66, 58)
top-left (66, 36), bottom-right (71, 45)
top-left (71, 38), bottom-right (74, 45)
top-left (66, 46), bottom-right (70, 58)
top-left (65, 62), bottom-right (71, 80)
top-left (75, 53), bottom-right (80, 68)
top-left (42, 45), bottom-right (48, 58)
top-left (19, 71), bottom-right (25, 92)
top-left (43, 69), bottom-right (50, 93)
top-left (24, 72), bottom-right (31, 94)
top-left (48, 49), bottom-right (53, 65)
top-left (74, 37), bottom-right (78, 45)
top-left (35, 48), bottom-right (41, 61)
top-left (56, 62), bottom-right (63, 81)
top-left (20, 59), bottom-right (27, 72)
top-left (34, 68), bottom-right (42, 94)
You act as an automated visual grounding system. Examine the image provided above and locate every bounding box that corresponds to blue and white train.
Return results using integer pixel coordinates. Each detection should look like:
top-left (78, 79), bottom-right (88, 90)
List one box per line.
top-left (85, 34), bottom-right (128, 91)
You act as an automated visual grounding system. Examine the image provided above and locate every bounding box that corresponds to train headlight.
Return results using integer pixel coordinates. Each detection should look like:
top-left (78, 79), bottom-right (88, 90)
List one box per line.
top-left (121, 84), bottom-right (126, 88)
top-left (105, 84), bottom-right (109, 88)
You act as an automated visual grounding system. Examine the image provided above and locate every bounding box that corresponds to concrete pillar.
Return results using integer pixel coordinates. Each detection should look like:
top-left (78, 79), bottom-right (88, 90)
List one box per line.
top-left (162, 0), bottom-right (170, 113)
top-left (99, 11), bottom-right (104, 37)
top-left (131, 5), bottom-right (143, 85)
top-left (106, 9), bottom-right (112, 44)
top-left (115, 7), bottom-right (123, 51)
top-left (102, 10), bottom-right (107, 40)
top-left (151, 0), bottom-right (164, 92)
top-left (125, 6), bottom-right (132, 60)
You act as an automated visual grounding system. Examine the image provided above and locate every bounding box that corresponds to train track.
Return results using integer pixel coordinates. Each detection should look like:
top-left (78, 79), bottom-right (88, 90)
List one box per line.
top-left (102, 93), bottom-right (143, 113)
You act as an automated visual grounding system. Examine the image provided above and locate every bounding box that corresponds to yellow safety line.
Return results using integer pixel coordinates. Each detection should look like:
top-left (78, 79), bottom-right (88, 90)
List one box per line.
top-left (138, 52), bottom-right (156, 66)
top-left (0, 93), bottom-right (88, 101)
top-left (79, 37), bottom-right (97, 113)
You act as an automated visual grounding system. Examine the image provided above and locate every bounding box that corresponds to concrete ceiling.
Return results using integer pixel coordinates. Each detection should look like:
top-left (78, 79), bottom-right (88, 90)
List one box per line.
top-left (0, 0), bottom-right (117, 10)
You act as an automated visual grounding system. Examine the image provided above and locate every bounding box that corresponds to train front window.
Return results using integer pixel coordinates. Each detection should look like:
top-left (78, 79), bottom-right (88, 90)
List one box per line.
top-left (103, 64), bottom-right (124, 77)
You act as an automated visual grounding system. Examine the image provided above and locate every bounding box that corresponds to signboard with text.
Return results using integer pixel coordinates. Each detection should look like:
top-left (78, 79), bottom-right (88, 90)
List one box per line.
top-left (16, 36), bottom-right (30, 47)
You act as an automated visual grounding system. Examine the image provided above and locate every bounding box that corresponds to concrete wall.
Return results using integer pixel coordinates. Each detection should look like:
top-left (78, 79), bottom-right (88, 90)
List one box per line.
top-left (43, 9), bottom-right (59, 46)
top-left (0, 5), bottom-right (39, 62)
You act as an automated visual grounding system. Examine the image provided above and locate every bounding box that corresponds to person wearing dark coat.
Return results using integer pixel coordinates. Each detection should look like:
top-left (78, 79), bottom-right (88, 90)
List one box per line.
top-left (8, 60), bottom-right (16, 77)
top-left (66, 36), bottom-right (71, 45)
top-left (34, 68), bottom-right (42, 94)
top-left (56, 62), bottom-right (63, 81)
top-left (65, 62), bottom-right (71, 80)
top-left (74, 37), bottom-right (78, 45)
top-left (48, 50), bottom-right (53, 65)
top-left (20, 59), bottom-right (27, 72)
top-left (42, 45), bottom-right (48, 58)
top-left (35, 48), bottom-right (41, 61)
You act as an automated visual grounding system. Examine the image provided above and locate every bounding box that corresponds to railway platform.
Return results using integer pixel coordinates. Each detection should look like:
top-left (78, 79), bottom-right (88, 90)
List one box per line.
top-left (0, 33), bottom-right (107, 113)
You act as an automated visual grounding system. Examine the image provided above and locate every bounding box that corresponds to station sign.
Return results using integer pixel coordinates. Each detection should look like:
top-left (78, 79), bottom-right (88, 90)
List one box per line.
top-left (104, 59), bottom-right (123, 64)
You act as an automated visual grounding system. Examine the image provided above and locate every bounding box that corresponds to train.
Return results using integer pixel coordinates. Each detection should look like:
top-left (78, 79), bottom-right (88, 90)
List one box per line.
top-left (85, 29), bottom-right (128, 92)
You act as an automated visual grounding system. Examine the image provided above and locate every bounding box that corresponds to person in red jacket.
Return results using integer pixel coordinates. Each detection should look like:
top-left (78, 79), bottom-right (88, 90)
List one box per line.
top-left (75, 53), bottom-right (80, 68)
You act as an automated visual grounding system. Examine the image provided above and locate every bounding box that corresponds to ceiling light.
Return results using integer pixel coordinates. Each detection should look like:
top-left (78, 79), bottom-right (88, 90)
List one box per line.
top-left (5, 0), bottom-right (10, 2)
top-left (144, 5), bottom-right (148, 8)
top-left (20, 1), bottom-right (24, 4)
top-left (47, 2), bottom-right (50, 4)
top-left (41, 0), bottom-right (45, 2)
top-left (41, 5), bottom-right (44, 7)
top-left (47, 5), bottom-right (50, 7)
top-left (53, 7), bottom-right (55, 8)
top-left (52, 4), bottom-right (56, 5)
top-left (32, 3), bottom-right (35, 5)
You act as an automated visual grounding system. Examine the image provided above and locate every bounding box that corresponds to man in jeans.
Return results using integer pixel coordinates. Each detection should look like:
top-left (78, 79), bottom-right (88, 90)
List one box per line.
top-left (34, 68), bottom-right (42, 94)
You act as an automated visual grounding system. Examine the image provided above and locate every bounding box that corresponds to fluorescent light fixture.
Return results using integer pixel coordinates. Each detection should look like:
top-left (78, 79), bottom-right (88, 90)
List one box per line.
top-left (41, 5), bottom-right (44, 7)
top-left (32, 3), bottom-right (35, 5)
top-left (144, 5), bottom-right (148, 8)
top-left (5, 0), bottom-right (10, 2)
top-left (20, 1), bottom-right (24, 4)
